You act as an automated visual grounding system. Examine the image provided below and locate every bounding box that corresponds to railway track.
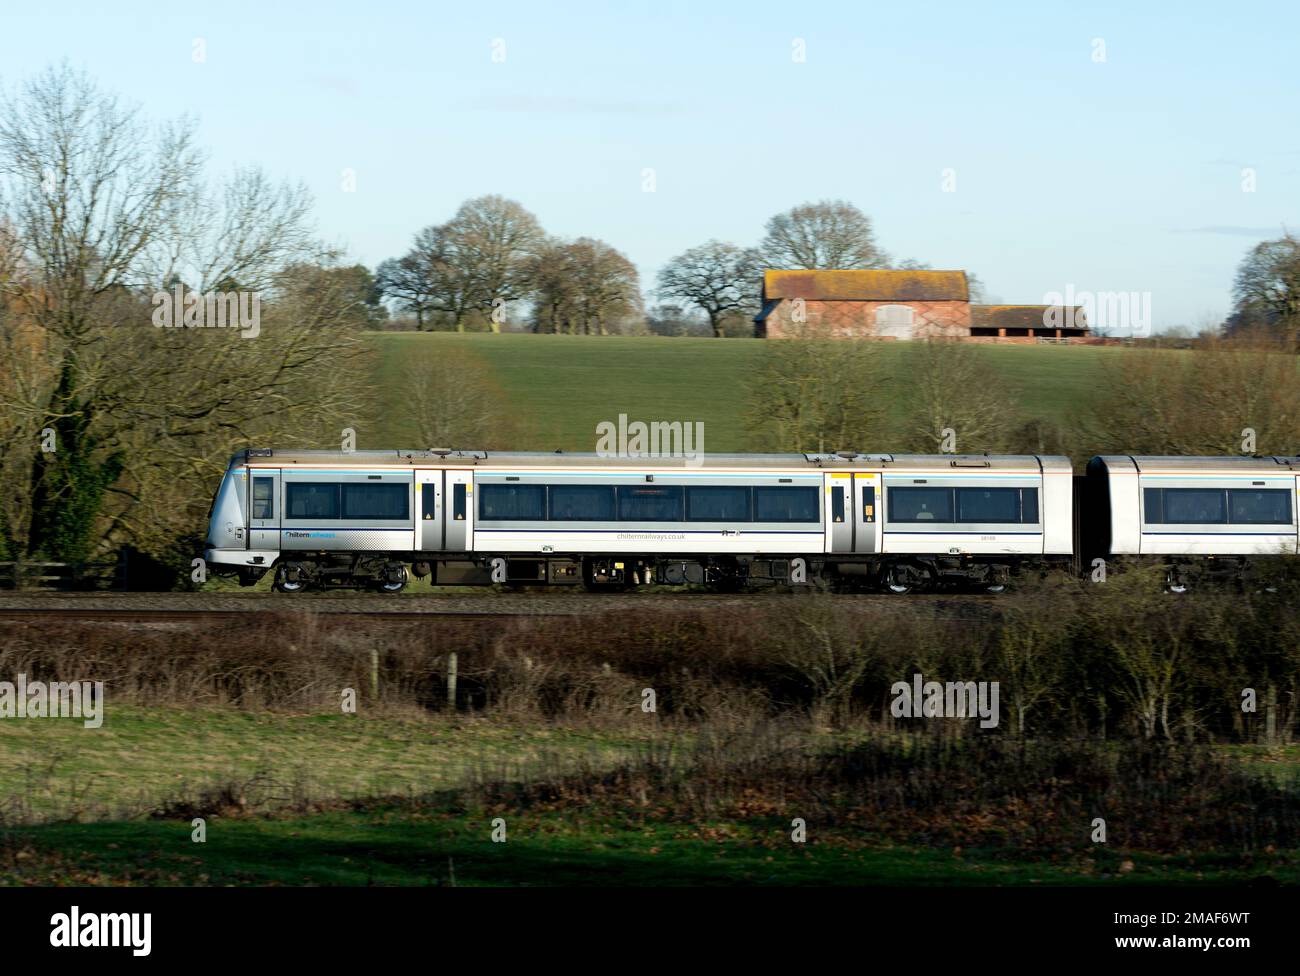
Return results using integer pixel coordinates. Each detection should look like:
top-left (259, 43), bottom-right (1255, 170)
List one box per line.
top-left (0, 607), bottom-right (560, 623)
top-left (0, 591), bottom-right (1002, 626)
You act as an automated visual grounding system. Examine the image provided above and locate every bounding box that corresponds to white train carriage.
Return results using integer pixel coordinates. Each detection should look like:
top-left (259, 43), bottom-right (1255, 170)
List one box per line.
top-left (203, 449), bottom-right (1074, 592)
top-left (1083, 455), bottom-right (1300, 587)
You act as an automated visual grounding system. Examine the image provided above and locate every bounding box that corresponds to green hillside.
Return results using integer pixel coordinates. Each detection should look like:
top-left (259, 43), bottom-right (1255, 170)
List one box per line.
top-left (372, 333), bottom-right (1124, 453)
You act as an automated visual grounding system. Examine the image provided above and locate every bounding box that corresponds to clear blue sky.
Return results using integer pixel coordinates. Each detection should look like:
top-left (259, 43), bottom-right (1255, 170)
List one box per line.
top-left (3, 0), bottom-right (1298, 330)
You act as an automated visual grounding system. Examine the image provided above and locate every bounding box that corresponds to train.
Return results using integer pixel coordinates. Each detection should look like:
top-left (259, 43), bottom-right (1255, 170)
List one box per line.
top-left (202, 448), bottom-right (1300, 593)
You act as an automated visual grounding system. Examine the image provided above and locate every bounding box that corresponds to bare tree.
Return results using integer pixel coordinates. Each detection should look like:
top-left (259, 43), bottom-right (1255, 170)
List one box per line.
top-left (656, 240), bottom-right (761, 337)
top-left (376, 252), bottom-right (437, 329)
top-left (1227, 233), bottom-right (1300, 341)
top-left (0, 65), bottom-right (372, 565)
top-left (396, 347), bottom-right (527, 449)
top-left (745, 336), bottom-right (887, 453)
top-left (1084, 339), bottom-right (1300, 456)
top-left (448, 194), bottom-right (543, 332)
top-left (377, 196), bottom-right (543, 332)
top-left (897, 340), bottom-right (1015, 453)
top-left (760, 199), bottom-right (888, 270)
top-left (528, 237), bottom-right (642, 335)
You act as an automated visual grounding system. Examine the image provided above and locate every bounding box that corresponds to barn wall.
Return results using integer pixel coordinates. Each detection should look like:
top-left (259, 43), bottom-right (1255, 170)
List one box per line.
top-left (761, 299), bottom-right (970, 339)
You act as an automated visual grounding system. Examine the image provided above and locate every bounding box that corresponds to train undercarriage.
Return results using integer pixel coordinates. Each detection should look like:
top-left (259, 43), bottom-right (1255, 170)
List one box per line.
top-left (226, 552), bottom-right (1031, 594)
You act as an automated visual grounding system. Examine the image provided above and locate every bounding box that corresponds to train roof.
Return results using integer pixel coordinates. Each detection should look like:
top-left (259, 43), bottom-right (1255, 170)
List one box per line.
top-left (1091, 455), bottom-right (1300, 474)
top-left (230, 449), bottom-right (1072, 472)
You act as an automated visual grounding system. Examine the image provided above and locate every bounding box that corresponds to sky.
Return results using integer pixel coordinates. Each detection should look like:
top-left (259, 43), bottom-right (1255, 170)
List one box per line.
top-left (2, 0), bottom-right (1298, 331)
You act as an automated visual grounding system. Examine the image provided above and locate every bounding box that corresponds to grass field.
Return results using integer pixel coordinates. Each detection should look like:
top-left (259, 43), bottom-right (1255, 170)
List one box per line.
top-left (4, 702), bottom-right (1299, 887)
top-left (371, 333), bottom-right (1125, 452)
top-left (0, 707), bottom-right (651, 823)
top-left (8, 808), bottom-right (1296, 887)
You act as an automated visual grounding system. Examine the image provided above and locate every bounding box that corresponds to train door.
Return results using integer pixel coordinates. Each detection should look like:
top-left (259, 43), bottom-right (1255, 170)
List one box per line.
top-left (416, 470), bottom-right (442, 551)
top-left (248, 469), bottom-right (280, 550)
top-left (826, 473), bottom-right (853, 553)
top-left (444, 470), bottom-right (473, 552)
top-left (854, 473), bottom-right (880, 553)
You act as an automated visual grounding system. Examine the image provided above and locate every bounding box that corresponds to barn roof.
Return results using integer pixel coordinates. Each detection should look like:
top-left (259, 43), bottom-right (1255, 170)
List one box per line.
top-left (972, 304), bottom-right (1090, 332)
top-left (762, 269), bottom-right (969, 302)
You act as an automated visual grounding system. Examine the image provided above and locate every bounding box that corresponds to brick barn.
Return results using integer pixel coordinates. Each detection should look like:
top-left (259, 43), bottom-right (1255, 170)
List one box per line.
top-left (752, 269), bottom-right (1092, 343)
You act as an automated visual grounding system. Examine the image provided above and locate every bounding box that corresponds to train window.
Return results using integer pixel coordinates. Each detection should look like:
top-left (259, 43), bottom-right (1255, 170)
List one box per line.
top-left (252, 477), bottom-right (274, 520)
top-left (618, 485), bottom-right (684, 521)
top-left (478, 484), bottom-right (545, 521)
top-left (1143, 488), bottom-right (1163, 523)
top-left (422, 484), bottom-right (437, 521)
top-left (686, 486), bottom-right (751, 521)
top-left (1227, 488), bottom-right (1292, 524)
top-left (342, 483), bottom-right (410, 520)
top-left (1146, 487), bottom-right (1226, 524)
top-left (862, 485), bottom-right (875, 522)
top-left (956, 487), bottom-right (1019, 523)
top-left (549, 485), bottom-right (615, 521)
top-left (831, 486), bottom-right (845, 523)
top-left (754, 486), bottom-right (820, 523)
top-left (1021, 488), bottom-right (1039, 524)
top-left (888, 487), bottom-right (952, 523)
top-left (286, 483), bottom-right (339, 519)
top-left (453, 484), bottom-right (466, 521)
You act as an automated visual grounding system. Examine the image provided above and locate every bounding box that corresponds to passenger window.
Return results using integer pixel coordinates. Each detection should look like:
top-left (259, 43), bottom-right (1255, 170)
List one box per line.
top-left (831, 486), bottom-right (845, 523)
top-left (889, 487), bottom-right (952, 522)
top-left (1227, 488), bottom-right (1291, 525)
top-left (1148, 488), bottom-right (1227, 524)
top-left (453, 483), bottom-right (466, 521)
top-left (617, 485), bottom-right (684, 522)
top-left (1020, 488), bottom-right (1039, 524)
top-left (252, 477), bottom-right (274, 520)
top-left (550, 485), bottom-right (615, 520)
top-left (286, 483), bottom-right (339, 519)
top-left (686, 486), bottom-right (750, 521)
top-left (753, 486), bottom-right (820, 523)
top-left (342, 483), bottom-right (409, 520)
top-left (478, 484), bottom-right (545, 521)
top-left (862, 486), bottom-right (875, 522)
top-left (956, 487), bottom-right (1020, 523)
top-left (422, 484), bottom-right (437, 521)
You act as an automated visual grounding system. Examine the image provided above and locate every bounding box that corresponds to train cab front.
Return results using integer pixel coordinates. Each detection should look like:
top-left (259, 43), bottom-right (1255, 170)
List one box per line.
top-left (203, 457), bottom-right (277, 586)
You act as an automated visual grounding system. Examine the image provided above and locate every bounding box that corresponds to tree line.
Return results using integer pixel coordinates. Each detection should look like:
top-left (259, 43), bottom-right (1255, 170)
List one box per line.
top-left (375, 195), bottom-right (919, 337)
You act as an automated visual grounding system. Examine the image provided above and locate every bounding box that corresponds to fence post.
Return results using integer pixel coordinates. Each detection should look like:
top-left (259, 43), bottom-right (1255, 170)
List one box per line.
top-left (1266, 684), bottom-right (1278, 745)
top-left (369, 649), bottom-right (380, 701)
top-left (446, 652), bottom-right (458, 709)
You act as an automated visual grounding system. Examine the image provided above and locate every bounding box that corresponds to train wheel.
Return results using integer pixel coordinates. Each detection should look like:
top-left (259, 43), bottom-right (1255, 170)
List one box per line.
top-left (377, 564), bottom-right (409, 593)
top-left (882, 563), bottom-right (920, 595)
top-left (983, 583), bottom-right (1007, 594)
top-left (273, 564), bottom-right (309, 593)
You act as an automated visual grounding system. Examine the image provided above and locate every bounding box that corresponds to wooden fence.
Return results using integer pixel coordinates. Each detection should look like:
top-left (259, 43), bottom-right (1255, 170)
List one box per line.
top-left (0, 555), bottom-right (129, 590)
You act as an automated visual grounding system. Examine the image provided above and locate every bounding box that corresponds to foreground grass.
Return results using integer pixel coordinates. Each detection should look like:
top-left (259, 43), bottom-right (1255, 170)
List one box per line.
top-left (4, 806), bottom-right (1295, 886)
top-left (371, 333), bottom-right (1122, 451)
top-left (0, 706), bottom-right (651, 822)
